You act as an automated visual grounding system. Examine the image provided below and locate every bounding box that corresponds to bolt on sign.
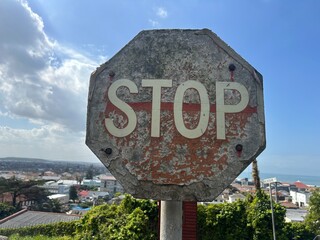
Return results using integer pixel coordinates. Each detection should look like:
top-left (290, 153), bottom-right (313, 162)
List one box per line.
top-left (86, 29), bottom-right (266, 201)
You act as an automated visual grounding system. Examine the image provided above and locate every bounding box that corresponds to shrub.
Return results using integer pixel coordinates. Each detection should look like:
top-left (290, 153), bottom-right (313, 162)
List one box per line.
top-left (0, 221), bottom-right (77, 238)
top-left (74, 195), bottom-right (158, 240)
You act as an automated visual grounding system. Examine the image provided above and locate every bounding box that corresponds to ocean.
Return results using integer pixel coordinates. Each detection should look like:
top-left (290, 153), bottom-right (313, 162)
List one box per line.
top-left (238, 172), bottom-right (320, 187)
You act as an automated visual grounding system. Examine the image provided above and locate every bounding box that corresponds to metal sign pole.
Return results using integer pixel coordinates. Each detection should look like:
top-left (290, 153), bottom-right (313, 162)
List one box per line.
top-left (269, 184), bottom-right (276, 240)
top-left (160, 200), bottom-right (182, 240)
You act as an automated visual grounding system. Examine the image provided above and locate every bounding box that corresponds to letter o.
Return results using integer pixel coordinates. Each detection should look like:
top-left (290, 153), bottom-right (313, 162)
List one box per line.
top-left (173, 80), bottom-right (209, 139)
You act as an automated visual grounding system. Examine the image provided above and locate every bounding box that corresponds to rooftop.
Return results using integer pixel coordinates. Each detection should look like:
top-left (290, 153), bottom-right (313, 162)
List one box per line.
top-left (0, 210), bottom-right (80, 229)
top-left (293, 181), bottom-right (309, 190)
top-left (99, 175), bottom-right (116, 181)
top-left (285, 209), bottom-right (308, 222)
top-left (280, 201), bottom-right (298, 209)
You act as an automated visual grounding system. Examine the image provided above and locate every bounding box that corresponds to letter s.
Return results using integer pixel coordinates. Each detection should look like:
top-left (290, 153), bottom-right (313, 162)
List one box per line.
top-left (105, 79), bottom-right (138, 137)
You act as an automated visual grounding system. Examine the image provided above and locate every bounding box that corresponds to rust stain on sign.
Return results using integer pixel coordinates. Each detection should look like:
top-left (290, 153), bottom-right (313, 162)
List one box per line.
top-left (86, 29), bottom-right (266, 201)
top-left (104, 100), bottom-right (256, 185)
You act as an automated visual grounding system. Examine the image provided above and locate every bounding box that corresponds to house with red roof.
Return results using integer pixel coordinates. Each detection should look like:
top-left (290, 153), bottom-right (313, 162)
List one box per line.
top-left (78, 190), bottom-right (89, 202)
top-left (290, 181), bottom-right (311, 208)
top-left (292, 181), bottom-right (309, 191)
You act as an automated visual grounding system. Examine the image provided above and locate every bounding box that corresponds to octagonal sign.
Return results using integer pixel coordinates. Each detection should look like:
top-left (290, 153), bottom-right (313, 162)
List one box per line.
top-left (86, 29), bottom-right (266, 201)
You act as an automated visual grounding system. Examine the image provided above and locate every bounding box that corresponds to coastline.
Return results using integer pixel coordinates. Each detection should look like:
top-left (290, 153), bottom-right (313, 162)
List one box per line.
top-left (238, 172), bottom-right (320, 187)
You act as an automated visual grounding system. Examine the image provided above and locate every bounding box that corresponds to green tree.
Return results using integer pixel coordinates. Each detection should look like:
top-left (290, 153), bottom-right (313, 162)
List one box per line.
top-left (197, 200), bottom-right (249, 240)
top-left (284, 222), bottom-right (314, 240)
top-left (0, 177), bottom-right (48, 208)
top-left (111, 208), bottom-right (151, 240)
top-left (23, 185), bottom-right (49, 208)
top-left (69, 185), bottom-right (78, 201)
top-left (85, 165), bottom-right (94, 179)
top-left (0, 202), bottom-right (16, 219)
top-left (75, 174), bottom-right (83, 185)
top-left (198, 192), bottom-right (291, 240)
top-left (305, 188), bottom-right (320, 235)
top-left (247, 190), bottom-right (287, 240)
top-left (42, 199), bottom-right (63, 213)
top-left (79, 201), bottom-right (93, 209)
top-left (75, 195), bottom-right (158, 240)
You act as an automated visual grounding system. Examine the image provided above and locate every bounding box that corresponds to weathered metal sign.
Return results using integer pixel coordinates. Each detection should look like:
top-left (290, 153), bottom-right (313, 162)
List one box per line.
top-left (86, 29), bottom-right (266, 201)
top-left (263, 178), bottom-right (277, 184)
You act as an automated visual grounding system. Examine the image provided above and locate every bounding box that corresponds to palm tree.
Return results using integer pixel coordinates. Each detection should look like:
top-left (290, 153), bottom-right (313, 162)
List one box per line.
top-left (252, 159), bottom-right (261, 191)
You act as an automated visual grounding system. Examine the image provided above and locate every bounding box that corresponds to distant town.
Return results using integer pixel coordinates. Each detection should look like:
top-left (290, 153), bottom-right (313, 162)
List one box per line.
top-left (0, 157), bottom-right (316, 228)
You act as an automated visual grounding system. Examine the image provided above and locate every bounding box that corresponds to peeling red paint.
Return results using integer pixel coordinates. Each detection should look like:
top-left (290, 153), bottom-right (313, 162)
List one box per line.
top-left (86, 29), bottom-right (266, 201)
top-left (105, 101), bottom-right (256, 114)
top-left (103, 101), bottom-right (255, 185)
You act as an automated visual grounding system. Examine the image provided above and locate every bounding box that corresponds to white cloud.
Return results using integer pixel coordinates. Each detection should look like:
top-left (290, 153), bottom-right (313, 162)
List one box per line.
top-left (156, 7), bottom-right (168, 18)
top-left (148, 19), bottom-right (160, 27)
top-left (149, 7), bottom-right (168, 27)
top-left (0, 125), bottom-right (95, 161)
top-left (0, 0), bottom-right (100, 161)
top-left (0, 0), bottom-right (98, 132)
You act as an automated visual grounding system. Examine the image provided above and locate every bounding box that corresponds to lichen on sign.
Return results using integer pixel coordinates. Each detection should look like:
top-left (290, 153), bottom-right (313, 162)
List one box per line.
top-left (86, 29), bottom-right (265, 201)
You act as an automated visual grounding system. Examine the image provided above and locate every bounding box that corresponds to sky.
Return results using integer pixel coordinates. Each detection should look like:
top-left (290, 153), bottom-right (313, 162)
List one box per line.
top-left (0, 0), bottom-right (319, 177)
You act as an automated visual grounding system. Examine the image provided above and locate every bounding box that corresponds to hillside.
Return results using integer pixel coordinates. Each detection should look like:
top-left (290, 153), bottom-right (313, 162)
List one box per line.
top-left (0, 157), bottom-right (105, 174)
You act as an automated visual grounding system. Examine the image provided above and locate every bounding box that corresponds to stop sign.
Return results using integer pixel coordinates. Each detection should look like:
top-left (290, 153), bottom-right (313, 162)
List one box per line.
top-left (86, 29), bottom-right (265, 201)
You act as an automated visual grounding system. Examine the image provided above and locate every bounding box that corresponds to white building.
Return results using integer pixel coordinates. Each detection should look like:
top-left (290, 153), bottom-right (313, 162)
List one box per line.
top-left (100, 175), bottom-right (124, 195)
top-left (290, 190), bottom-right (311, 207)
top-left (82, 179), bottom-right (101, 188)
top-left (78, 191), bottom-right (110, 203)
top-left (42, 181), bottom-right (70, 195)
top-left (48, 194), bottom-right (69, 204)
top-left (200, 194), bottom-right (225, 205)
top-left (57, 180), bottom-right (78, 186)
top-left (229, 193), bottom-right (246, 203)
